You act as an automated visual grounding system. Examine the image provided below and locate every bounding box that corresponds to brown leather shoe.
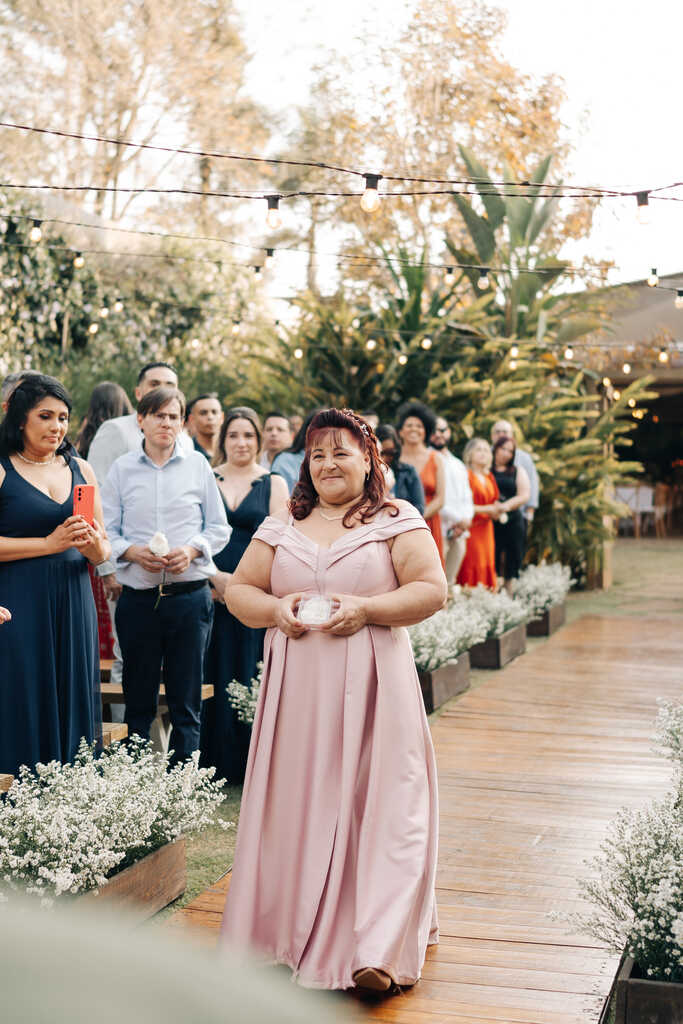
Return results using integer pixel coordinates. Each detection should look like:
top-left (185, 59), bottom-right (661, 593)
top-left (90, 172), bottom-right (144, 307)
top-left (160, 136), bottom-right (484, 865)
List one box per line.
top-left (352, 967), bottom-right (393, 992)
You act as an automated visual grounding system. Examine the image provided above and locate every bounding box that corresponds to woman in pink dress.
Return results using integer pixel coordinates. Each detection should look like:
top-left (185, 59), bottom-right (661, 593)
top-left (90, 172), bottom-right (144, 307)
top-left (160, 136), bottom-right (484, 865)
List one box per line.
top-left (220, 408), bottom-right (446, 993)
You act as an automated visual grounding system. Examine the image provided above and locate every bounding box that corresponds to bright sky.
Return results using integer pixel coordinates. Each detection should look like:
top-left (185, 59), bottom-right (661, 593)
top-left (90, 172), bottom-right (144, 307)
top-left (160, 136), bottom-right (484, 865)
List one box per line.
top-left (237, 0), bottom-right (683, 286)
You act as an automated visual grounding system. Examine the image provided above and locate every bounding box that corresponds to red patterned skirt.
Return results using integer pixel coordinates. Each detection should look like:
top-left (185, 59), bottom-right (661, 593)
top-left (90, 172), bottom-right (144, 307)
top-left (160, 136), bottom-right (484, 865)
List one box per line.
top-left (88, 565), bottom-right (114, 659)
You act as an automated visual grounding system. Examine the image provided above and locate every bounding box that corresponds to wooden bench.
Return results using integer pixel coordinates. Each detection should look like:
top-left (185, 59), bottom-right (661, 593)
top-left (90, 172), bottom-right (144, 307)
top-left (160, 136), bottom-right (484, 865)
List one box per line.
top-left (100, 680), bottom-right (214, 755)
top-left (102, 722), bottom-right (128, 746)
top-left (0, 773), bottom-right (13, 793)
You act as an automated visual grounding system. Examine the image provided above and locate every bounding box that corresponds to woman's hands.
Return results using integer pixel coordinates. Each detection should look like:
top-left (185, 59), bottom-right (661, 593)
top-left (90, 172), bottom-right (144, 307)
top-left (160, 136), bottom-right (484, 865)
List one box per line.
top-left (46, 515), bottom-right (91, 554)
top-left (0, 606), bottom-right (11, 624)
top-left (321, 594), bottom-right (369, 636)
top-left (74, 518), bottom-right (109, 565)
top-left (274, 593), bottom-right (308, 638)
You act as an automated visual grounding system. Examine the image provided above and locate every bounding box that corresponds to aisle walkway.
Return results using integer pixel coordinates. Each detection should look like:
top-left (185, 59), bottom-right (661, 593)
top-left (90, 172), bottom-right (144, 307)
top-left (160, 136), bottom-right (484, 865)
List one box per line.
top-left (169, 614), bottom-right (681, 1023)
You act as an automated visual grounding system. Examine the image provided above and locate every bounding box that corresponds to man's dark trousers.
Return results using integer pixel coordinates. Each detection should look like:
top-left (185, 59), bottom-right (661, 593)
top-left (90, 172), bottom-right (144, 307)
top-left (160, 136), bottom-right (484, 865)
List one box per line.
top-left (116, 584), bottom-right (214, 766)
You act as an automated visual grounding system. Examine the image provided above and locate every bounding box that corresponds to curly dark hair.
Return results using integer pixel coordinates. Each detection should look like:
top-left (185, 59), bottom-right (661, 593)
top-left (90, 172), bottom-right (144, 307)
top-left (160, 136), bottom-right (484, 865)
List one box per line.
top-left (396, 400), bottom-right (437, 441)
top-left (0, 373), bottom-right (73, 458)
top-left (290, 408), bottom-right (397, 527)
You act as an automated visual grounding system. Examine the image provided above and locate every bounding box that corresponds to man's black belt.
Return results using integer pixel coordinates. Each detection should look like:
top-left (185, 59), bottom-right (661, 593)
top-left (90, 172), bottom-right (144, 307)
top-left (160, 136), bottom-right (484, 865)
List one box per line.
top-left (122, 580), bottom-right (208, 597)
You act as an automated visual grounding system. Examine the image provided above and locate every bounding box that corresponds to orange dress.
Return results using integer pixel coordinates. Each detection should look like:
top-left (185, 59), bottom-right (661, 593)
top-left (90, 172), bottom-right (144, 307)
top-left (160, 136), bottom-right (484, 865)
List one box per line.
top-left (420, 450), bottom-right (444, 564)
top-left (457, 470), bottom-right (499, 589)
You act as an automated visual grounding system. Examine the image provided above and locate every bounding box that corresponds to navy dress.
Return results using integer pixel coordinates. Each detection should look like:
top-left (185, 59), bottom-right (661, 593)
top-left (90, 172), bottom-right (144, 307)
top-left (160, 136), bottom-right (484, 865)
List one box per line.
top-left (0, 454), bottom-right (100, 777)
top-left (493, 465), bottom-right (525, 580)
top-left (200, 474), bottom-right (272, 783)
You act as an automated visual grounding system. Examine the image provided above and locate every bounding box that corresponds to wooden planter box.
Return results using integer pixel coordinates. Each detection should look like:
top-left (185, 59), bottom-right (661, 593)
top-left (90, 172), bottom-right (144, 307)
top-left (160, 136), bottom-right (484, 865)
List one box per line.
top-left (526, 601), bottom-right (566, 637)
top-left (469, 623), bottom-right (527, 669)
top-left (418, 653), bottom-right (470, 713)
top-left (81, 837), bottom-right (186, 921)
top-left (614, 955), bottom-right (683, 1023)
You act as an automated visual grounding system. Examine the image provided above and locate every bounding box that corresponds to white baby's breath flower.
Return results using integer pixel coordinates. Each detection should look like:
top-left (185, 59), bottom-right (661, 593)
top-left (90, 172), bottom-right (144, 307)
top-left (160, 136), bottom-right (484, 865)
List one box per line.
top-left (514, 562), bottom-right (574, 619)
top-left (148, 531), bottom-right (170, 557)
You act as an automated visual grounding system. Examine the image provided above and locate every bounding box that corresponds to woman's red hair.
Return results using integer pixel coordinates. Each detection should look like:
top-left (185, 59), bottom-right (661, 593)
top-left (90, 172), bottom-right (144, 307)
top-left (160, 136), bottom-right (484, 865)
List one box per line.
top-left (289, 408), bottom-right (398, 527)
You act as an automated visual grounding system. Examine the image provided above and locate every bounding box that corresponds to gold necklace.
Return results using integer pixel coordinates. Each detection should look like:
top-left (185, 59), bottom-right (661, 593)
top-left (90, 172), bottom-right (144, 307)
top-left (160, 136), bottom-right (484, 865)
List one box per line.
top-left (16, 450), bottom-right (57, 466)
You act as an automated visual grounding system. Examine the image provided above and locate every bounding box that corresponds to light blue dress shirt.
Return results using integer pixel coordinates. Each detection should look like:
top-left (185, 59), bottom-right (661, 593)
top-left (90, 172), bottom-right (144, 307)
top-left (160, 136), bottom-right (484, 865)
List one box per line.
top-left (514, 448), bottom-right (540, 513)
top-left (270, 450), bottom-right (305, 494)
top-left (101, 441), bottom-right (230, 590)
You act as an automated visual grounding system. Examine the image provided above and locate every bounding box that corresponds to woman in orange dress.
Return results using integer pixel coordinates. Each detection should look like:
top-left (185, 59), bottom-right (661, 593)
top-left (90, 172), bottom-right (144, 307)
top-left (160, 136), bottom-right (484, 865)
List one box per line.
top-left (457, 438), bottom-right (501, 589)
top-left (397, 402), bottom-right (445, 563)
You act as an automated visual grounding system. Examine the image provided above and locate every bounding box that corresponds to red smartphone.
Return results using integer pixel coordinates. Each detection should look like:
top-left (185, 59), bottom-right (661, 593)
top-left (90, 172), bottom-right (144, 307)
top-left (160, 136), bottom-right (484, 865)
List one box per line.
top-left (73, 484), bottom-right (95, 525)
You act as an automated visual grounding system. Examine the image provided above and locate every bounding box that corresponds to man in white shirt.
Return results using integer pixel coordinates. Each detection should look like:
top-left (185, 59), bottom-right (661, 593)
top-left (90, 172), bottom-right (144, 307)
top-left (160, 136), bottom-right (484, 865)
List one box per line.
top-left (490, 420), bottom-right (540, 546)
top-left (431, 417), bottom-right (474, 584)
top-left (101, 386), bottom-right (229, 765)
top-left (259, 411), bottom-right (292, 469)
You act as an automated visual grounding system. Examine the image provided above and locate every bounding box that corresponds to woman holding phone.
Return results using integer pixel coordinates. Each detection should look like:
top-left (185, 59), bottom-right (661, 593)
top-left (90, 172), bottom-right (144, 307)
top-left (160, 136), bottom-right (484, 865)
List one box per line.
top-left (0, 374), bottom-right (109, 778)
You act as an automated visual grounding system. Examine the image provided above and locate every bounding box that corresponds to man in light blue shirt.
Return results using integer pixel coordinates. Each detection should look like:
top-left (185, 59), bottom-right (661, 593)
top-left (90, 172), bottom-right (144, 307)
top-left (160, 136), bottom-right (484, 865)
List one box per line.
top-left (101, 386), bottom-right (230, 765)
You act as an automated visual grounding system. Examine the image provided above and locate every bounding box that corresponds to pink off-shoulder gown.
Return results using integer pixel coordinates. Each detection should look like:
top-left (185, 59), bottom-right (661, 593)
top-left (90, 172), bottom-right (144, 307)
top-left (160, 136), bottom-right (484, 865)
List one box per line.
top-left (221, 502), bottom-right (439, 990)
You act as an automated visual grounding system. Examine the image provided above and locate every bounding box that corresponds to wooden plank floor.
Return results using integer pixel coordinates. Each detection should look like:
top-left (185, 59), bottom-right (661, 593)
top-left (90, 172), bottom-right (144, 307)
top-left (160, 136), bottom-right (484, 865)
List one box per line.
top-left (168, 615), bottom-right (682, 1022)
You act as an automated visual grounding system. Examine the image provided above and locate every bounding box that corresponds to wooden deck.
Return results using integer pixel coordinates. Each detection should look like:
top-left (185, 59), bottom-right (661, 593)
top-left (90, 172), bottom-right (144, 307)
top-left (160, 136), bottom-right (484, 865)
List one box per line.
top-left (168, 614), bottom-right (681, 1023)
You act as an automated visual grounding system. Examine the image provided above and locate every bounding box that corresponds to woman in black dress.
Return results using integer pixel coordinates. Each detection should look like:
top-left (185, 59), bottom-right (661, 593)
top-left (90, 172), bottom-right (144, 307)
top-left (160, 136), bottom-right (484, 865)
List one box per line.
top-left (0, 374), bottom-right (110, 777)
top-left (491, 436), bottom-right (531, 593)
top-left (200, 407), bottom-right (288, 782)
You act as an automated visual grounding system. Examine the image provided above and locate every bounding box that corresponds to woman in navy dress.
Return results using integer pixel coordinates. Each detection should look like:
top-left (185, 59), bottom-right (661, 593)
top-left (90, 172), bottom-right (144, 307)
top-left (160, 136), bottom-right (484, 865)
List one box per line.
top-left (491, 436), bottom-right (530, 593)
top-left (0, 374), bottom-right (110, 777)
top-left (200, 408), bottom-right (288, 783)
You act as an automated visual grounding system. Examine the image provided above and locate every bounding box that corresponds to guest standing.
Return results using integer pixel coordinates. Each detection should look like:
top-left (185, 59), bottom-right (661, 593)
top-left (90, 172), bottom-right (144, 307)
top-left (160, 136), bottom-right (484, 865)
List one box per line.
top-left (271, 410), bottom-right (319, 494)
top-left (185, 393), bottom-right (224, 461)
top-left (430, 416), bottom-right (474, 584)
top-left (492, 436), bottom-right (530, 592)
top-left (76, 381), bottom-right (133, 661)
top-left (397, 402), bottom-right (445, 563)
top-left (490, 419), bottom-right (539, 547)
top-left (457, 438), bottom-right (501, 589)
top-left (221, 408), bottom-right (446, 992)
top-left (259, 411), bottom-right (292, 469)
top-left (101, 386), bottom-right (229, 766)
top-left (201, 408), bottom-right (288, 783)
top-left (376, 424), bottom-right (425, 514)
top-left (0, 374), bottom-right (110, 777)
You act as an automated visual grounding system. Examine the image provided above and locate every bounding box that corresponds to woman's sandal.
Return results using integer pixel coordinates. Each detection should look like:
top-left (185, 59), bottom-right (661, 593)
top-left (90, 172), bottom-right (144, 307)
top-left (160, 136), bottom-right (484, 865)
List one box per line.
top-left (352, 967), bottom-right (393, 992)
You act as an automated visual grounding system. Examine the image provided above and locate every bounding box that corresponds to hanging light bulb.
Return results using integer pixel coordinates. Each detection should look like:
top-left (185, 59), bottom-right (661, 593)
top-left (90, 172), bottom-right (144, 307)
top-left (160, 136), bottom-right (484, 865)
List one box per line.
top-left (658, 348), bottom-right (669, 363)
top-left (88, 323), bottom-right (99, 335)
top-left (366, 338), bottom-right (377, 350)
top-left (29, 219), bottom-right (43, 243)
top-left (376, 362), bottom-right (385, 374)
top-left (293, 347), bottom-right (303, 359)
top-left (265, 248), bottom-right (275, 269)
top-left (636, 191), bottom-right (650, 225)
top-left (477, 268), bottom-right (490, 289)
top-left (613, 389), bottom-right (621, 400)
top-left (191, 338), bottom-right (200, 350)
top-left (266, 196), bottom-right (282, 230)
top-left (564, 346), bottom-right (574, 360)
top-left (231, 320), bottom-right (241, 336)
top-left (627, 398), bottom-right (636, 408)
top-left (253, 265), bottom-right (262, 276)
top-left (421, 337), bottom-right (432, 349)
top-left (509, 359), bottom-right (518, 370)
top-left (602, 376), bottom-right (611, 388)
top-left (360, 174), bottom-right (381, 213)
top-left (398, 353), bottom-right (408, 365)
top-left (675, 290), bottom-right (683, 310)
top-left (445, 266), bottom-right (455, 286)
top-left (98, 305), bottom-right (109, 318)
top-left (622, 361), bottom-right (632, 375)
top-left (113, 297), bottom-right (124, 313)
top-left (647, 267), bottom-right (658, 287)
top-left (73, 251), bottom-right (85, 269)
top-left (352, 318), bottom-right (360, 328)
top-left (510, 344), bottom-right (519, 358)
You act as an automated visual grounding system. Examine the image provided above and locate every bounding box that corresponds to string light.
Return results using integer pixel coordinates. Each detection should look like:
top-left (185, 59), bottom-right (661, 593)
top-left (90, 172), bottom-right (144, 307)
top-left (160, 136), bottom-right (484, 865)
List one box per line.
top-left (253, 265), bottom-right (261, 276)
top-left (613, 389), bottom-right (621, 400)
top-left (647, 267), bottom-right (658, 287)
top-left (366, 338), bottom-right (377, 350)
top-left (266, 196), bottom-right (282, 230)
top-left (658, 349), bottom-right (670, 363)
top-left (360, 174), bottom-right (381, 213)
top-left (636, 191), bottom-right (650, 225)
top-left (265, 248), bottom-right (274, 269)
top-left (29, 219), bottom-right (42, 242)
top-left (98, 305), bottom-right (109, 318)
top-left (564, 346), bottom-right (574, 360)
top-left (622, 362), bottom-right (632, 374)
top-left (602, 376), bottom-right (611, 387)
top-left (675, 290), bottom-right (683, 310)
top-left (376, 362), bottom-right (385, 374)
top-left (293, 347), bottom-right (303, 359)
top-left (509, 359), bottom-right (517, 370)
top-left (510, 344), bottom-right (519, 358)
top-left (73, 251), bottom-right (84, 268)
top-left (444, 266), bottom-right (455, 286)
top-left (421, 337), bottom-right (432, 349)
top-left (113, 297), bottom-right (123, 313)
top-left (190, 338), bottom-right (200, 350)
top-left (87, 322), bottom-right (98, 335)
top-left (397, 354), bottom-right (408, 365)
top-left (231, 321), bottom-right (241, 336)
top-left (477, 269), bottom-right (490, 289)
top-left (627, 398), bottom-right (636, 408)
